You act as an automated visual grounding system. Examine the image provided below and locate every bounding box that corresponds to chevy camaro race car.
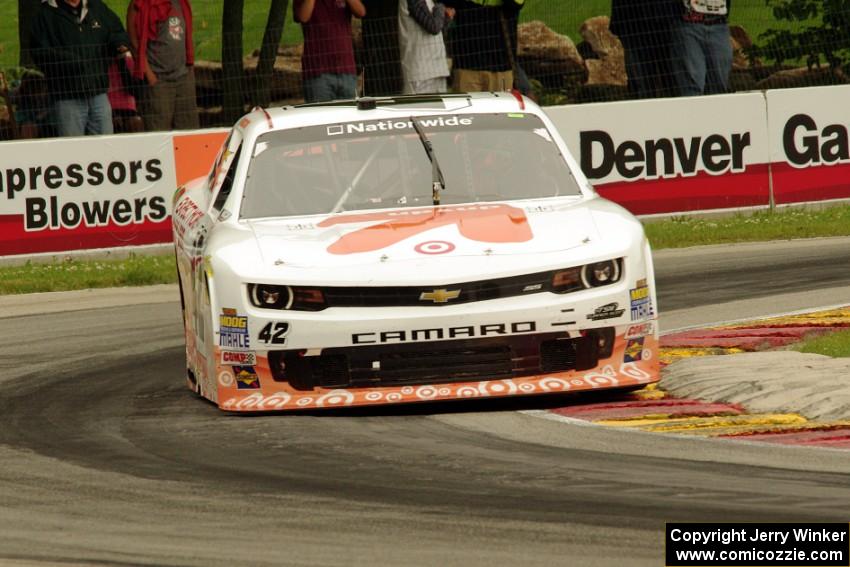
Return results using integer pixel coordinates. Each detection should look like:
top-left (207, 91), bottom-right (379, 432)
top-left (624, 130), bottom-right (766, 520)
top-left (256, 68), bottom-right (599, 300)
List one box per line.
top-left (172, 92), bottom-right (659, 412)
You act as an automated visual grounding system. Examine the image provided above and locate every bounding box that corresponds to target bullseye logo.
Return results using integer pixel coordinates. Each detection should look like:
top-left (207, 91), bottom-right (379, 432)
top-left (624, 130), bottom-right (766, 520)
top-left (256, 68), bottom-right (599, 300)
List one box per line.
top-left (414, 240), bottom-right (455, 255)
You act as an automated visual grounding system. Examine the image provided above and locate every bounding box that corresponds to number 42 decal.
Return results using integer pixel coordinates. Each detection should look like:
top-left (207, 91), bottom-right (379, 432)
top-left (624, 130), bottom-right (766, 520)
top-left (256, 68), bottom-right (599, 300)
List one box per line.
top-left (259, 322), bottom-right (289, 344)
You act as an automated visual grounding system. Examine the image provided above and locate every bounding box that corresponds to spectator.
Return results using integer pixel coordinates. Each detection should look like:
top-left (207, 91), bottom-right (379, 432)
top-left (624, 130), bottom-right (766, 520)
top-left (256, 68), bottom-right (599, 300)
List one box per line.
top-left (670, 0), bottom-right (733, 96)
top-left (398, 0), bottom-right (455, 94)
top-left (294, 0), bottom-right (366, 103)
top-left (0, 70), bottom-right (53, 139)
top-left (30, 0), bottom-right (130, 137)
top-left (127, 0), bottom-right (199, 131)
top-left (610, 0), bottom-right (676, 99)
top-left (108, 52), bottom-right (144, 133)
top-left (442, 0), bottom-right (524, 93)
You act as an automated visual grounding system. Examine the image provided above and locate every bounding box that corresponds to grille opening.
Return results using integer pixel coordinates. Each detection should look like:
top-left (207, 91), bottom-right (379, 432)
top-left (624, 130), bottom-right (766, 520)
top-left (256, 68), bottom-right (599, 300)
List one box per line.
top-left (268, 330), bottom-right (614, 391)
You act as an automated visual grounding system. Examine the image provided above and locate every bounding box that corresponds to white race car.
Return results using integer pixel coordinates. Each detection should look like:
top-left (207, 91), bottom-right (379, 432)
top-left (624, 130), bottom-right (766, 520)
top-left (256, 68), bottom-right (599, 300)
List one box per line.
top-left (173, 92), bottom-right (659, 412)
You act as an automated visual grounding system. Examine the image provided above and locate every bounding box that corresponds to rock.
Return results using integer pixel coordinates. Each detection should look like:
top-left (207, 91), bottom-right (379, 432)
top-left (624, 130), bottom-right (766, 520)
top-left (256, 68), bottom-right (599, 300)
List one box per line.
top-left (579, 16), bottom-right (625, 87)
top-left (729, 24), bottom-right (757, 70)
top-left (193, 59), bottom-right (222, 94)
top-left (574, 83), bottom-right (628, 104)
top-left (755, 66), bottom-right (849, 90)
top-left (242, 51), bottom-right (303, 100)
top-left (193, 48), bottom-right (305, 109)
top-left (517, 20), bottom-right (586, 89)
top-left (580, 15), bottom-right (621, 59)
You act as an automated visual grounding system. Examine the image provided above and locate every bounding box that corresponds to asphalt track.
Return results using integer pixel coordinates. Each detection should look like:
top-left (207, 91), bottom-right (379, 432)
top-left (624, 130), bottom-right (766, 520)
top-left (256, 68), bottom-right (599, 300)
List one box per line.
top-left (0, 237), bottom-right (849, 567)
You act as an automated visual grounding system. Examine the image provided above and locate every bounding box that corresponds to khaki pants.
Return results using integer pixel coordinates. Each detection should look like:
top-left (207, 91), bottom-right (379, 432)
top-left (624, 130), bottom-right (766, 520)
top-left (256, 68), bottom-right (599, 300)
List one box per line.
top-left (451, 69), bottom-right (513, 93)
top-left (143, 68), bottom-right (200, 131)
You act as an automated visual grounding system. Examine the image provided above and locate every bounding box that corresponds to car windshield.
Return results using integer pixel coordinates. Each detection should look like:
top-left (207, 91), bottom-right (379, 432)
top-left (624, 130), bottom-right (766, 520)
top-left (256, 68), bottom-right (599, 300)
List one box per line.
top-left (239, 113), bottom-right (583, 219)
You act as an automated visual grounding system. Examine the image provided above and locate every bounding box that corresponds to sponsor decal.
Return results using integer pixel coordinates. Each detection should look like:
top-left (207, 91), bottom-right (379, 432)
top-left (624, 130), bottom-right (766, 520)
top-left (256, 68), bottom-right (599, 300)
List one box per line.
top-left (525, 204), bottom-right (554, 213)
top-left (419, 288), bottom-right (461, 303)
top-left (327, 116), bottom-right (474, 137)
top-left (414, 240), bottom-right (455, 255)
top-left (234, 366), bottom-right (260, 389)
top-left (220, 350), bottom-right (257, 366)
top-left (782, 113), bottom-right (850, 167)
top-left (625, 321), bottom-right (654, 339)
top-left (219, 308), bottom-right (250, 348)
top-left (173, 198), bottom-right (204, 229)
top-left (353, 321), bottom-right (536, 344)
top-left (586, 302), bottom-right (625, 321)
top-left (624, 337), bottom-right (645, 363)
top-left (285, 223), bottom-right (316, 231)
top-left (630, 279), bottom-right (654, 321)
top-left (317, 204), bottom-right (532, 255)
top-left (579, 129), bottom-right (751, 181)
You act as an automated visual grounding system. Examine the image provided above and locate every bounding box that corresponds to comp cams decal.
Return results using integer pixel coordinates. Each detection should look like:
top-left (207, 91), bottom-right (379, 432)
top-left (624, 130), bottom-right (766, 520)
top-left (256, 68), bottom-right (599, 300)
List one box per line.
top-left (220, 350), bottom-right (257, 366)
top-left (625, 321), bottom-right (654, 339)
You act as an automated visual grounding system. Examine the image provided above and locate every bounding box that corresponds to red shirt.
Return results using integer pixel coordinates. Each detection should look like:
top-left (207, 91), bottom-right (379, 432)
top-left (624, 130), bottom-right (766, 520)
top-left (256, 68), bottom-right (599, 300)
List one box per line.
top-left (300, 0), bottom-right (356, 78)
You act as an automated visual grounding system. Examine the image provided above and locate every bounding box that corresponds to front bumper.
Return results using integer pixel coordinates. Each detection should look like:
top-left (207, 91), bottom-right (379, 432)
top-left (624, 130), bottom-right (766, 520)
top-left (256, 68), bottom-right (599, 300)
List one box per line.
top-left (214, 322), bottom-right (659, 412)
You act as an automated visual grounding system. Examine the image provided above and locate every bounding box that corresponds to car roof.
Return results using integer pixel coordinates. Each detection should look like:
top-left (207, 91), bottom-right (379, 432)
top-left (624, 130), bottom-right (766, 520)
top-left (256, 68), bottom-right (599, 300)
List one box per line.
top-left (235, 91), bottom-right (537, 140)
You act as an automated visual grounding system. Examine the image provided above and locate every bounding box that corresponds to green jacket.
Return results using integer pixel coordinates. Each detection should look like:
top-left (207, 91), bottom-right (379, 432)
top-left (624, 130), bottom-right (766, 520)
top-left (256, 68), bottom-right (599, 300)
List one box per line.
top-left (30, 0), bottom-right (129, 101)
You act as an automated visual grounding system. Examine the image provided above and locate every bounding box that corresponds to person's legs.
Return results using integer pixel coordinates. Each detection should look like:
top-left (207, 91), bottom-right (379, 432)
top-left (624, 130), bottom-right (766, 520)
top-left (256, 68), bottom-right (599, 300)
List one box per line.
top-left (85, 93), bottom-right (113, 135)
top-left (622, 37), bottom-right (656, 99)
top-left (143, 81), bottom-right (176, 131)
top-left (650, 25), bottom-right (676, 98)
top-left (703, 23), bottom-right (733, 95)
top-left (484, 70), bottom-right (513, 91)
top-left (452, 69), bottom-right (489, 93)
top-left (405, 77), bottom-right (447, 94)
top-left (669, 19), bottom-right (707, 96)
top-left (53, 98), bottom-right (87, 137)
top-left (303, 74), bottom-right (337, 103)
top-left (173, 70), bottom-right (200, 130)
top-left (331, 73), bottom-right (357, 100)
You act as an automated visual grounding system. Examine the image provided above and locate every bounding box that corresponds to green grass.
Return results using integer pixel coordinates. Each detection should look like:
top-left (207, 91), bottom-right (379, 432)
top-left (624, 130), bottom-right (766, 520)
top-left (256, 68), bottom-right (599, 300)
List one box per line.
top-left (643, 205), bottom-right (850, 249)
top-left (2, 204), bottom-right (850, 295)
top-left (794, 328), bottom-right (850, 357)
top-left (0, 253), bottom-right (176, 294)
top-left (0, 0), bottom-right (808, 69)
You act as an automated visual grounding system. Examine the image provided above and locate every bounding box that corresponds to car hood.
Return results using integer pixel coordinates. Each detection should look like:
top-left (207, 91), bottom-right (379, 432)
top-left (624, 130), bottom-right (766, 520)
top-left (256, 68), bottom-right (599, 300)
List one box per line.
top-left (239, 199), bottom-right (624, 284)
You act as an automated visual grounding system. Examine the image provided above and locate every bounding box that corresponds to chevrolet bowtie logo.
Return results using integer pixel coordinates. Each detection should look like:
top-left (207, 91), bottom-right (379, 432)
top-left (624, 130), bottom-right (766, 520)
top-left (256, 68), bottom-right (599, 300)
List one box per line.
top-left (419, 288), bottom-right (461, 303)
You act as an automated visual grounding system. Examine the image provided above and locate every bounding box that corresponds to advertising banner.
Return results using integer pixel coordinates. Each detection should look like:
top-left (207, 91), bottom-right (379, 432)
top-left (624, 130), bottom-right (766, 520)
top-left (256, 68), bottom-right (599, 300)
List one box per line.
top-left (0, 132), bottom-right (175, 256)
top-left (0, 130), bottom-right (227, 257)
top-left (546, 94), bottom-right (771, 215)
top-left (767, 85), bottom-right (850, 205)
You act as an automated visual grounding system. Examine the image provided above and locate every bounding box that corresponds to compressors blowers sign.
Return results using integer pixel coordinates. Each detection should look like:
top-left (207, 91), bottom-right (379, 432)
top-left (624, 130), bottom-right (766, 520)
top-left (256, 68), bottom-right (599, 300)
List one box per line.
top-left (0, 130), bottom-right (226, 256)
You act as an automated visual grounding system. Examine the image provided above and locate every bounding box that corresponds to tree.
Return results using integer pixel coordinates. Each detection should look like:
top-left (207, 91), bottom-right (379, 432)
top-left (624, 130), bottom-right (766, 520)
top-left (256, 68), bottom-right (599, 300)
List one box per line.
top-left (756, 0), bottom-right (850, 69)
top-left (222, 0), bottom-right (245, 123)
top-left (254, 0), bottom-right (289, 107)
